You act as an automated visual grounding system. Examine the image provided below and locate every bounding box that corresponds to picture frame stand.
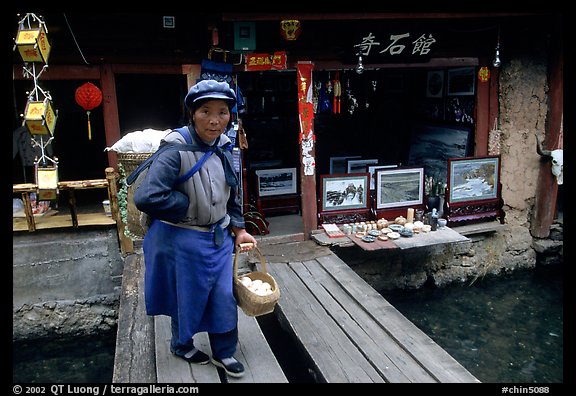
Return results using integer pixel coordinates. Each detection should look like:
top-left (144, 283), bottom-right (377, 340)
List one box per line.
top-left (444, 183), bottom-right (505, 225)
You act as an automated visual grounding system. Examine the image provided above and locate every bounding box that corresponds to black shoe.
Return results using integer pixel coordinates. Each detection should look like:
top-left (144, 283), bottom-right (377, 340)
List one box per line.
top-left (211, 357), bottom-right (245, 378)
top-left (172, 348), bottom-right (210, 365)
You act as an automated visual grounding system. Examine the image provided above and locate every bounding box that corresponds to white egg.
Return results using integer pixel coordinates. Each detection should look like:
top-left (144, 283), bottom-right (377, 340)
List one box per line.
top-left (240, 277), bottom-right (252, 287)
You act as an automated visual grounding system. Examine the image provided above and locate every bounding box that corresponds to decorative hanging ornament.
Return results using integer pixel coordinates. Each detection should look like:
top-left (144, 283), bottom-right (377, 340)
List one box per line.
top-left (280, 20), bottom-right (301, 41)
top-left (75, 82), bottom-right (102, 140)
top-left (478, 66), bottom-right (490, 83)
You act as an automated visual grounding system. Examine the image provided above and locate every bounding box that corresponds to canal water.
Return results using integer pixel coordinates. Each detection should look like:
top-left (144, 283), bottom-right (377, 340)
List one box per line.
top-left (12, 264), bottom-right (562, 383)
top-left (381, 264), bottom-right (564, 383)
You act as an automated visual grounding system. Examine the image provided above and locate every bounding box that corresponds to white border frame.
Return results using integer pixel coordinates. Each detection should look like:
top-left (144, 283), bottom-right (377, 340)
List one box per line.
top-left (375, 167), bottom-right (424, 209)
top-left (347, 158), bottom-right (379, 174)
top-left (255, 167), bottom-right (297, 197)
top-left (329, 155), bottom-right (361, 174)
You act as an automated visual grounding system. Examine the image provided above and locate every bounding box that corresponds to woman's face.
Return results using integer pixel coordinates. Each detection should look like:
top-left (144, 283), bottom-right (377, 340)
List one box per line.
top-left (192, 99), bottom-right (231, 143)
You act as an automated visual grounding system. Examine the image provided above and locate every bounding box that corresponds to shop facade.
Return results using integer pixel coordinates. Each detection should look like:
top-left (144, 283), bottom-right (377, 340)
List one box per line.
top-left (13, 12), bottom-right (562, 264)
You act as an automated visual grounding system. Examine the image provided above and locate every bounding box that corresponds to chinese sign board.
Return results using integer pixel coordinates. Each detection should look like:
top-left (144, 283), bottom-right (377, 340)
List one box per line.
top-left (348, 29), bottom-right (439, 63)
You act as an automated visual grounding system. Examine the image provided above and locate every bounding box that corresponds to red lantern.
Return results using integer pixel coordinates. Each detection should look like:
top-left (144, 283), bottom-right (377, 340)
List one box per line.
top-left (75, 82), bottom-right (103, 140)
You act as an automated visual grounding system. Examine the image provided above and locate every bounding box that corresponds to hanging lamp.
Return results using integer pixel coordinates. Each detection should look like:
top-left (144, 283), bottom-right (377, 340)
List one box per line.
top-left (75, 82), bottom-right (102, 140)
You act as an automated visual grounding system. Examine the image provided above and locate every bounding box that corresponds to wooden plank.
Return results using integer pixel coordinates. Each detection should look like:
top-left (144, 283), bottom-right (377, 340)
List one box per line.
top-left (315, 254), bottom-right (480, 383)
top-left (269, 262), bottom-right (384, 383)
top-left (154, 309), bottom-right (288, 383)
top-left (298, 260), bottom-right (435, 382)
top-left (154, 315), bottom-right (221, 383)
top-left (113, 254), bottom-right (156, 383)
top-left (13, 212), bottom-right (116, 232)
top-left (233, 312), bottom-right (289, 383)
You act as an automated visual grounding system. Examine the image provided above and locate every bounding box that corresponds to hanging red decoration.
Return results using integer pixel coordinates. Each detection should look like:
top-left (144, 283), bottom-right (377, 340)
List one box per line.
top-left (75, 82), bottom-right (103, 140)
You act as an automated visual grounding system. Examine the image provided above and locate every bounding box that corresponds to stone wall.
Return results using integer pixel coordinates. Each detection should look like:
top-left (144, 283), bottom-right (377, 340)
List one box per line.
top-left (13, 228), bottom-right (124, 341)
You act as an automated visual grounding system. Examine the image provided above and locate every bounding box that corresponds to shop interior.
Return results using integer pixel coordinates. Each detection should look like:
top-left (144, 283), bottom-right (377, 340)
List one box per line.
top-left (13, 66), bottom-right (478, 236)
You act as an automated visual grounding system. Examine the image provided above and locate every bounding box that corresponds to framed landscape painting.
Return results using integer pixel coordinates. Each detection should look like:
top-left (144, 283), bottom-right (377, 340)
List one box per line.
top-left (375, 167), bottom-right (424, 210)
top-left (447, 156), bottom-right (500, 204)
top-left (320, 173), bottom-right (370, 213)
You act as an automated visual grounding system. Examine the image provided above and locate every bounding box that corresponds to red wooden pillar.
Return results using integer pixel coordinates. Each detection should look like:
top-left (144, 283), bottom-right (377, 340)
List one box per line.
top-left (296, 62), bottom-right (318, 238)
top-left (475, 61), bottom-right (490, 156)
top-left (531, 19), bottom-right (563, 238)
top-left (100, 64), bottom-right (121, 171)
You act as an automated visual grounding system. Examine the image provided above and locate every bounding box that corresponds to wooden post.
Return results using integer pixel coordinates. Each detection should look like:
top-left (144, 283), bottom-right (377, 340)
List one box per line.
top-left (100, 65), bottom-right (121, 171)
top-left (531, 18), bottom-right (563, 238)
top-left (67, 189), bottom-right (79, 228)
top-left (296, 62), bottom-right (318, 239)
top-left (21, 191), bottom-right (36, 232)
top-left (106, 167), bottom-right (133, 256)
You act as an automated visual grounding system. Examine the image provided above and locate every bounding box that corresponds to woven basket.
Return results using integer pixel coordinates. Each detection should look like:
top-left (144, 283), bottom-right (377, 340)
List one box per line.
top-left (117, 152), bottom-right (153, 174)
top-left (233, 247), bottom-right (280, 317)
top-left (117, 152), bottom-right (154, 239)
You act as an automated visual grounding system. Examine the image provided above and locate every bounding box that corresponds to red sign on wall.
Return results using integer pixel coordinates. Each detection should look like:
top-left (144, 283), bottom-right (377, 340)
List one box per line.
top-left (245, 52), bottom-right (287, 71)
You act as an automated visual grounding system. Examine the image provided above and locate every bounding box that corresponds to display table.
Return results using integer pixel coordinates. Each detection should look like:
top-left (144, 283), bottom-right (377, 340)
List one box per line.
top-left (312, 226), bottom-right (469, 252)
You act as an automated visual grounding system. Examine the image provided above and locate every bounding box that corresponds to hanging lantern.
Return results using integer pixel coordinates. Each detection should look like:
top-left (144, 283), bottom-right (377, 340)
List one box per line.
top-left (75, 82), bottom-right (102, 140)
top-left (24, 97), bottom-right (57, 136)
top-left (280, 20), bottom-right (301, 41)
top-left (15, 17), bottom-right (51, 63)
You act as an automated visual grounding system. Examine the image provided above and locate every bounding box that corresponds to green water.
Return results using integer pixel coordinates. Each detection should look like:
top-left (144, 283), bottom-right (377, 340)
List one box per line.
top-left (381, 264), bottom-right (563, 383)
top-left (13, 331), bottom-right (116, 383)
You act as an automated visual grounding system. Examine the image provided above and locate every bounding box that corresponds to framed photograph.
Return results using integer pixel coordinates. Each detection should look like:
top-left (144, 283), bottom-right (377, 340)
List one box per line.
top-left (447, 156), bottom-right (500, 204)
top-left (346, 158), bottom-right (379, 174)
top-left (367, 164), bottom-right (397, 190)
top-left (375, 167), bottom-right (424, 210)
top-left (320, 173), bottom-right (370, 212)
top-left (447, 67), bottom-right (475, 96)
top-left (329, 155), bottom-right (361, 174)
top-left (255, 167), bottom-right (297, 197)
top-left (408, 122), bottom-right (473, 188)
top-left (426, 70), bottom-right (444, 98)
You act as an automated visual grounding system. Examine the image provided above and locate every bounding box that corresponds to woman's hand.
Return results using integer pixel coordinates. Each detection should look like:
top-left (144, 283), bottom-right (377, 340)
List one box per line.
top-left (232, 227), bottom-right (258, 252)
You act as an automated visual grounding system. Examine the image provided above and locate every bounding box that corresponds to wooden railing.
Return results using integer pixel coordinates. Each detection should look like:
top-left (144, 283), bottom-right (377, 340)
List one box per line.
top-left (13, 167), bottom-right (134, 256)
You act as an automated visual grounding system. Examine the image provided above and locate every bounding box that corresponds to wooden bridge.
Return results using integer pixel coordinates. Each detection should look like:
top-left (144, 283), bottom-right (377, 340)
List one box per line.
top-left (113, 238), bottom-right (480, 384)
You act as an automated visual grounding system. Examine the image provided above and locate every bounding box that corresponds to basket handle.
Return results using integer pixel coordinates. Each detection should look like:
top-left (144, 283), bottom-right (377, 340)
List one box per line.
top-left (233, 245), bottom-right (268, 279)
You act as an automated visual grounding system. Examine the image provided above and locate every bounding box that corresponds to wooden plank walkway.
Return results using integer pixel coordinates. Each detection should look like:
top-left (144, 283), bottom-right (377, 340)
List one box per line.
top-left (266, 250), bottom-right (480, 383)
top-left (113, 240), bottom-right (480, 383)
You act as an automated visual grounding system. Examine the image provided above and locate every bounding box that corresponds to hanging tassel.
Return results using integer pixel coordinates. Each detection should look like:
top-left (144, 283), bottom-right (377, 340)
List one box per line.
top-left (87, 110), bottom-right (92, 140)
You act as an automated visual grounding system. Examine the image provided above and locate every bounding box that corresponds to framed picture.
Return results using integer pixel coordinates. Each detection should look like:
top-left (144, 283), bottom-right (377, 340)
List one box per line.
top-left (255, 167), bottom-right (297, 197)
top-left (408, 123), bottom-right (473, 188)
top-left (447, 156), bottom-right (500, 204)
top-left (320, 173), bottom-right (370, 212)
top-left (447, 67), bottom-right (475, 96)
top-left (367, 164), bottom-right (397, 190)
top-left (347, 158), bottom-right (379, 174)
top-left (375, 167), bottom-right (424, 210)
top-left (426, 70), bottom-right (444, 98)
top-left (329, 155), bottom-right (361, 174)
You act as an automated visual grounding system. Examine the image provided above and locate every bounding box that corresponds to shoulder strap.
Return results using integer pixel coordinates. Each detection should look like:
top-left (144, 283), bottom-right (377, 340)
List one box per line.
top-left (125, 143), bottom-right (180, 185)
top-left (174, 126), bottom-right (193, 144)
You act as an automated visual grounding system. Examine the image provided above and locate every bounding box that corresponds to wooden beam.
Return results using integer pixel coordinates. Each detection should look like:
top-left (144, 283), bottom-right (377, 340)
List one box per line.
top-left (222, 12), bottom-right (541, 21)
top-left (12, 64), bottom-right (100, 80)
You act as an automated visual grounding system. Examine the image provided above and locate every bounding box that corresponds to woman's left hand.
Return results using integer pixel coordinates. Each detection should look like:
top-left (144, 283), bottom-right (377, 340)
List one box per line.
top-left (233, 228), bottom-right (258, 252)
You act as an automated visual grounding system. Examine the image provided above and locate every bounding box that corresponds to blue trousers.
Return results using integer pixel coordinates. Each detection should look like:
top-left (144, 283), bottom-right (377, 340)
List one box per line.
top-left (170, 316), bottom-right (238, 360)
